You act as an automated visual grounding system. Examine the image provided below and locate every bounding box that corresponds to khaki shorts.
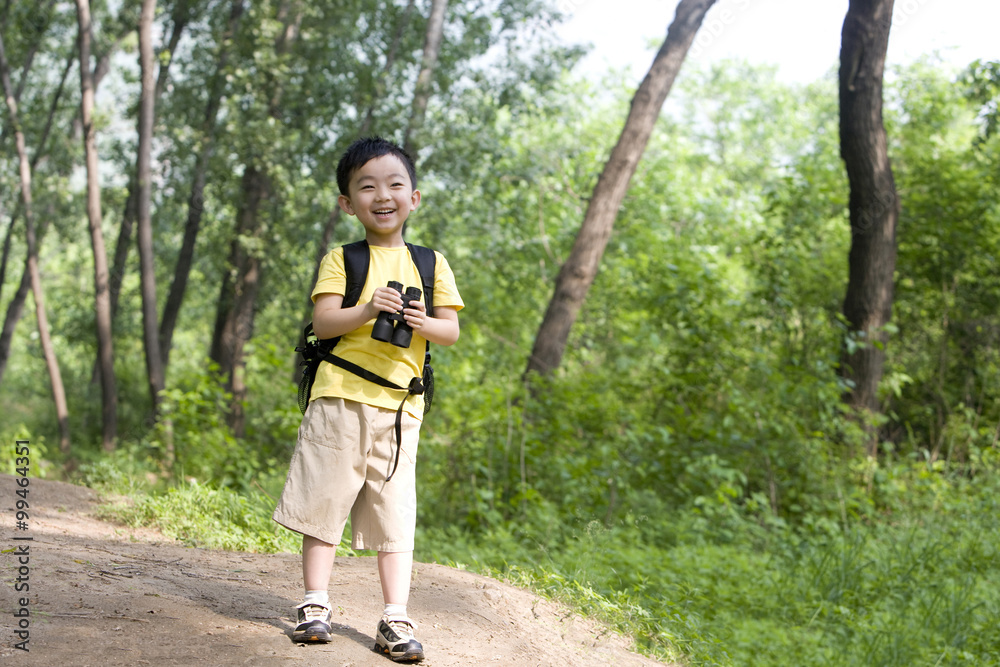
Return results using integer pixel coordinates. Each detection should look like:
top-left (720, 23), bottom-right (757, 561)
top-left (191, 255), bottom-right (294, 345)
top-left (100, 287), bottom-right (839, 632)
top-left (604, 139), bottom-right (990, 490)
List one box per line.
top-left (272, 396), bottom-right (421, 552)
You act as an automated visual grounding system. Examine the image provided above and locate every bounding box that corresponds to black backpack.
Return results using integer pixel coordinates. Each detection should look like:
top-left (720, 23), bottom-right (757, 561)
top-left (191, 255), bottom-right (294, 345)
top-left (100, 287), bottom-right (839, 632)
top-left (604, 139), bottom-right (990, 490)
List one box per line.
top-left (296, 240), bottom-right (437, 416)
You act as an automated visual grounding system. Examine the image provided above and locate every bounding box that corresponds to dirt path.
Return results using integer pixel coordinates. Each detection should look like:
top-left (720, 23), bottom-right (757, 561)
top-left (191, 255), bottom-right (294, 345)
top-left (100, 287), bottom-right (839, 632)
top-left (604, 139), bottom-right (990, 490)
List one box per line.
top-left (1, 474), bottom-right (672, 666)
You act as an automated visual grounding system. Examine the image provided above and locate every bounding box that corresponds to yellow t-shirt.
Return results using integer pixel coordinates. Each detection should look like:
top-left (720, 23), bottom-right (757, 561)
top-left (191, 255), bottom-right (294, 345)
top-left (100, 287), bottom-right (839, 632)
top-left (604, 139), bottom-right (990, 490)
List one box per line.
top-left (309, 244), bottom-right (464, 420)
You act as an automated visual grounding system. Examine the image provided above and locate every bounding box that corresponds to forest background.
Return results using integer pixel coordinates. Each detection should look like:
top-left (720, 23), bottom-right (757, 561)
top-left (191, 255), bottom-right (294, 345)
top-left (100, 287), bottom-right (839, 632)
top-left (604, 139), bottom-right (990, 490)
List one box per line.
top-left (2, 0), bottom-right (1000, 665)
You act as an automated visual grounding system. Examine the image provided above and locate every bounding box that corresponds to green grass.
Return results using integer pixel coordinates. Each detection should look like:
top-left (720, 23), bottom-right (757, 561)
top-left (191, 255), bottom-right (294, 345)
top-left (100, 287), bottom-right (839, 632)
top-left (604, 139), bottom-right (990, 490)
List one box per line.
top-left (71, 454), bottom-right (1000, 667)
top-left (418, 462), bottom-right (1000, 667)
top-left (93, 479), bottom-right (302, 553)
top-left (76, 459), bottom-right (356, 555)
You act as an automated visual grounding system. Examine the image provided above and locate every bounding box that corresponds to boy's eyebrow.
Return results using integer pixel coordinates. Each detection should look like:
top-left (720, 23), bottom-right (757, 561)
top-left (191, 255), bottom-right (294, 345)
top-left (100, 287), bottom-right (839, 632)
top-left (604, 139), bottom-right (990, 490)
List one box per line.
top-left (354, 172), bottom-right (409, 183)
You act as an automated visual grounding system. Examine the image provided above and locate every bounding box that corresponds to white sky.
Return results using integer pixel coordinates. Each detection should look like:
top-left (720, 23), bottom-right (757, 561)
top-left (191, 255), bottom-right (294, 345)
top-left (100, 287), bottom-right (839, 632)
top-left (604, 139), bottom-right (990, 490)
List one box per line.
top-left (556, 0), bottom-right (1000, 84)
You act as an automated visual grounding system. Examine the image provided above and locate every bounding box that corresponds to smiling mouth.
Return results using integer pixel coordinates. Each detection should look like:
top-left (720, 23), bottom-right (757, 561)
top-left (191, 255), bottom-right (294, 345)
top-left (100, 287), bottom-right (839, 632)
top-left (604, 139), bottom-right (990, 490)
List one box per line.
top-left (373, 209), bottom-right (395, 216)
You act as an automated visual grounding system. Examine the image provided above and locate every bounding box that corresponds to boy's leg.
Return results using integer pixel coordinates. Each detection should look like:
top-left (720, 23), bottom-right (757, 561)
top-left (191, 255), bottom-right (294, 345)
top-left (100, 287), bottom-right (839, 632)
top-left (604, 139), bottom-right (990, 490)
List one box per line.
top-left (356, 405), bottom-right (422, 661)
top-left (375, 550), bottom-right (422, 661)
top-left (273, 398), bottom-right (370, 643)
top-left (377, 550), bottom-right (413, 605)
top-left (304, 534), bottom-right (338, 591)
top-left (293, 534), bottom-right (337, 643)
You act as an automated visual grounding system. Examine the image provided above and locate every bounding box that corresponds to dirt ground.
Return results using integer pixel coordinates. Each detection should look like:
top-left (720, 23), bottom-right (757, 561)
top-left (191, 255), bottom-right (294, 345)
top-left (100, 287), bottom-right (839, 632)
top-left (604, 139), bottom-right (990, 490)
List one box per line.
top-left (0, 474), bottom-right (673, 666)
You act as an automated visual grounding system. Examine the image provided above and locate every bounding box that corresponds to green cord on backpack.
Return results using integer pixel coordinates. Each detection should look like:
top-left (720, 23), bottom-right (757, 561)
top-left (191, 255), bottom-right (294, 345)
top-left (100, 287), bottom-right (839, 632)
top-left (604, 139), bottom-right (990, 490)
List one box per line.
top-left (296, 240), bottom-right (436, 416)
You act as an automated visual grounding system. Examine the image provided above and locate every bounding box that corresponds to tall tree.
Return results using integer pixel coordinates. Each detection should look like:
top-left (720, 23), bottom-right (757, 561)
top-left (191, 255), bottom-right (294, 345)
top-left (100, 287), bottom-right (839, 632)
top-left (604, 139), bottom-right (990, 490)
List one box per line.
top-left (210, 162), bottom-right (269, 437)
top-left (75, 0), bottom-right (117, 450)
top-left (159, 0), bottom-right (244, 369)
top-left (109, 0), bottom-right (191, 329)
top-left (0, 30), bottom-right (70, 452)
top-left (0, 2), bottom-right (69, 304)
top-left (0, 51), bottom-right (73, 384)
top-left (838, 0), bottom-right (898, 449)
top-left (136, 0), bottom-right (164, 413)
top-left (403, 0), bottom-right (447, 159)
top-left (525, 0), bottom-right (718, 377)
top-left (210, 0), bottom-right (300, 436)
top-left (70, 10), bottom-right (136, 142)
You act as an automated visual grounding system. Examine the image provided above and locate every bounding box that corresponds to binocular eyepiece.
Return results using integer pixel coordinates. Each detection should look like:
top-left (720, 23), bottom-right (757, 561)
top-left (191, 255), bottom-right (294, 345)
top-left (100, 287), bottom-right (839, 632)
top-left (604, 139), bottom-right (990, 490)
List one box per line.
top-left (371, 281), bottom-right (422, 348)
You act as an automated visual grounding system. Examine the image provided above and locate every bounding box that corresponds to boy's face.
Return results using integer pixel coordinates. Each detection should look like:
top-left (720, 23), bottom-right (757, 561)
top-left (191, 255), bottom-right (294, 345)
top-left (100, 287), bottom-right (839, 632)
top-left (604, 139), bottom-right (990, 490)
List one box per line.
top-left (337, 154), bottom-right (420, 247)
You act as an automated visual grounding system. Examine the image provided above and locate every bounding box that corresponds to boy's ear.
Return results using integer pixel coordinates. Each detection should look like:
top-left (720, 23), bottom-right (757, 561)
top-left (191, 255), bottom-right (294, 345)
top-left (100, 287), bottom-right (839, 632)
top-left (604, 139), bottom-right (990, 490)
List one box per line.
top-left (337, 194), bottom-right (355, 216)
top-left (410, 189), bottom-right (421, 210)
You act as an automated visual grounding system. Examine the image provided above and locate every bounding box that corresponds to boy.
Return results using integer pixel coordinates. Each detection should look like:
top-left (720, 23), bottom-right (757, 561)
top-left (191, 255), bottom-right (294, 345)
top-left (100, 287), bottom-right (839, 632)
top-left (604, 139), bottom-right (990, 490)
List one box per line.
top-left (273, 136), bottom-right (463, 662)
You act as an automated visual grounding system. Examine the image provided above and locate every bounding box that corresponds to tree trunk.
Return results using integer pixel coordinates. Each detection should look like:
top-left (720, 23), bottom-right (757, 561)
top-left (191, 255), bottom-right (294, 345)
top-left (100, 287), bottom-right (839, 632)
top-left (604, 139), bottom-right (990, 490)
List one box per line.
top-left (403, 0), bottom-right (447, 159)
top-left (524, 0), bottom-right (718, 377)
top-left (107, 181), bottom-right (137, 328)
top-left (0, 48), bottom-right (72, 308)
top-left (211, 0), bottom-right (298, 436)
top-left (210, 165), bottom-right (268, 437)
top-left (76, 0), bottom-right (117, 450)
top-left (0, 261), bottom-right (31, 385)
top-left (136, 0), bottom-right (164, 414)
top-left (108, 1), bottom-right (190, 332)
top-left (0, 52), bottom-right (72, 385)
top-left (838, 0), bottom-right (898, 453)
top-left (0, 31), bottom-right (70, 452)
top-left (159, 0), bottom-right (244, 369)
top-left (268, 0), bottom-right (301, 115)
top-left (71, 18), bottom-right (133, 142)
top-left (98, 3), bottom-right (184, 385)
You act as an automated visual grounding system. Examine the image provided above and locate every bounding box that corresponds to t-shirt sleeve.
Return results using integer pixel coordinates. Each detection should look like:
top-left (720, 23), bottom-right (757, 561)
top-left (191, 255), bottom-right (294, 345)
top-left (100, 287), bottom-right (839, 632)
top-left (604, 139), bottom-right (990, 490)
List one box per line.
top-left (311, 247), bottom-right (347, 303)
top-left (433, 251), bottom-right (464, 311)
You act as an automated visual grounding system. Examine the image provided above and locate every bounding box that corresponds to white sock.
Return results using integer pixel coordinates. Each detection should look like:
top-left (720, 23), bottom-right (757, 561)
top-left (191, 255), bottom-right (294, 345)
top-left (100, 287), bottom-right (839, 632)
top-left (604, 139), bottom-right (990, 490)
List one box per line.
top-left (384, 603), bottom-right (407, 619)
top-left (304, 589), bottom-right (329, 606)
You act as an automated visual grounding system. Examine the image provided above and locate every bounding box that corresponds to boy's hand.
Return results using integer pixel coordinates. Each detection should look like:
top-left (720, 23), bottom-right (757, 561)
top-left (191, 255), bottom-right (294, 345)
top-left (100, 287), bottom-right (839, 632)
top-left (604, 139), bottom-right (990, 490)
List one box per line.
top-left (367, 286), bottom-right (404, 319)
top-left (402, 299), bottom-right (427, 331)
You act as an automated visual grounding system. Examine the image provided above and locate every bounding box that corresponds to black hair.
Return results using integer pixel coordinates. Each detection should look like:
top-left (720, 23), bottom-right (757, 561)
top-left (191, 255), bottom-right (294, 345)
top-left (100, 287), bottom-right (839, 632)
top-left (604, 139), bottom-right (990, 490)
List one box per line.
top-left (335, 136), bottom-right (417, 195)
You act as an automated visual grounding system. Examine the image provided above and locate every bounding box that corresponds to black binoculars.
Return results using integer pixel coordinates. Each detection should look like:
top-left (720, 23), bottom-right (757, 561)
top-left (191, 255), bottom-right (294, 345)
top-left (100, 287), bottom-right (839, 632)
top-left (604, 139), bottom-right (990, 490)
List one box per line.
top-left (371, 281), bottom-right (422, 348)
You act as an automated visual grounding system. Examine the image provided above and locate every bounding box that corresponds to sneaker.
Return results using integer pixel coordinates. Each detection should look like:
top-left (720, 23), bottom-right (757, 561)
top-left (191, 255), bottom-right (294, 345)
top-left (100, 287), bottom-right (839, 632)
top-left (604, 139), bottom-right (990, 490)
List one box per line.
top-left (292, 601), bottom-right (333, 643)
top-left (374, 615), bottom-right (424, 662)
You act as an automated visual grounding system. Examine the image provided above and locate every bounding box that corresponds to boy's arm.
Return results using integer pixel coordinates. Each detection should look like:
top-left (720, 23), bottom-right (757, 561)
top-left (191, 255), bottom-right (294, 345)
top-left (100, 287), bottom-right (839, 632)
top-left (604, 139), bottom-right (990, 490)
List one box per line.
top-left (312, 287), bottom-right (403, 339)
top-left (313, 290), bottom-right (460, 345)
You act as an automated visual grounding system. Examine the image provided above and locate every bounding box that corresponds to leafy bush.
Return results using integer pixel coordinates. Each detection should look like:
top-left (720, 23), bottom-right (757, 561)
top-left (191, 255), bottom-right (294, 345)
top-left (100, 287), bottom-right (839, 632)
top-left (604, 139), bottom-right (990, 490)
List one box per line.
top-left (1, 425), bottom-right (49, 478)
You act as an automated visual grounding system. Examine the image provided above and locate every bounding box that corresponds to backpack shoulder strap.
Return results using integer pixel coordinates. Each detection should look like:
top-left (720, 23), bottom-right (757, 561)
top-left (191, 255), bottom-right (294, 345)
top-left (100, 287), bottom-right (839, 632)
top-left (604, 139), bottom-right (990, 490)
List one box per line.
top-left (405, 243), bottom-right (436, 317)
top-left (342, 240), bottom-right (434, 312)
top-left (341, 240), bottom-right (370, 308)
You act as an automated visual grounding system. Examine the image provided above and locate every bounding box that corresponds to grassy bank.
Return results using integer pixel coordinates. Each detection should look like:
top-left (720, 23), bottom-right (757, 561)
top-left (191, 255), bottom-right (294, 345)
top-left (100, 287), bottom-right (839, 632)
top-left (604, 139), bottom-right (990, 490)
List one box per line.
top-left (75, 451), bottom-right (1000, 667)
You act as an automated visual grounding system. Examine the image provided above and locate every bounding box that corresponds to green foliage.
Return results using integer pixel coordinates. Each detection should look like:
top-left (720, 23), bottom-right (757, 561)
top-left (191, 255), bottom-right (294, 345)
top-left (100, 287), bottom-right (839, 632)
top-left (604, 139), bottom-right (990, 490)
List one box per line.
top-left (3, 4), bottom-right (1000, 663)
top-left (963, 59), bottom-right (1000, 139)
top-left (420, 457), bottom-right (1000, 667)
top-left (0, 425), bottom-right (50, 478)
top-left (412, 58), bottom-right (1000, 666)
top-left (154, 365), bottom-right (253, 487)
top-left (887, 57), bottom-right (1000, 460)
